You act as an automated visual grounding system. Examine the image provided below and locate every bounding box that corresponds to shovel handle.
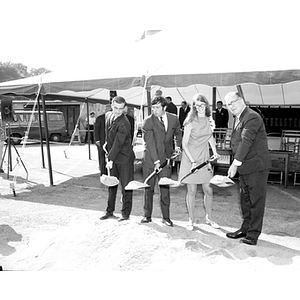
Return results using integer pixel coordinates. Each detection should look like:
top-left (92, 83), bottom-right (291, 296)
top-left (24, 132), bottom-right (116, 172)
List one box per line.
top-left (143, 159), bottom-right (169, 184)
top-left (178, 156), bottom-right (216, 183)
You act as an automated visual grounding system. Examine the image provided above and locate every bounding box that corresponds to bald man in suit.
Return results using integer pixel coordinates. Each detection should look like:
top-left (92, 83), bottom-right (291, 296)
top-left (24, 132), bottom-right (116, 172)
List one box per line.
top-left (224, 92), bottom-right (271, 246)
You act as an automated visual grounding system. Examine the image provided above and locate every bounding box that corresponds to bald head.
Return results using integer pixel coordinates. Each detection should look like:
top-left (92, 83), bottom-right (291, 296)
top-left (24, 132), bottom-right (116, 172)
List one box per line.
top-left (224, 92), bottom-right (246, 116)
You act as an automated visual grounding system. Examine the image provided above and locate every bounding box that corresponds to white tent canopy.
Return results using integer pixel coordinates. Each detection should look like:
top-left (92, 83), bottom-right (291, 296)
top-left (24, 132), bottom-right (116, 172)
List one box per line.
top-left (1, 30), bottom-right (300, 107)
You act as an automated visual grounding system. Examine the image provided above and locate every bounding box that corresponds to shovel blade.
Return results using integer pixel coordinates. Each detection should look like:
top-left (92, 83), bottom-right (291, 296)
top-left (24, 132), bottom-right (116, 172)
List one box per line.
top-left (100, 175), bottom-right (119, 187)
top-left (209, 175), bottom-right (234, 187)
top-left (158, 177), bottom-right (182, 187)
top-left (125, 181), bottom-right (150, 190)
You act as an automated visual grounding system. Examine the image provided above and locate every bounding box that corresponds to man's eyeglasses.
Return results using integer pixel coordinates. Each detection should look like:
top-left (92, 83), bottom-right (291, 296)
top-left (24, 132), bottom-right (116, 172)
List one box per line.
top-left (227, 98), bottom-right (241, 107)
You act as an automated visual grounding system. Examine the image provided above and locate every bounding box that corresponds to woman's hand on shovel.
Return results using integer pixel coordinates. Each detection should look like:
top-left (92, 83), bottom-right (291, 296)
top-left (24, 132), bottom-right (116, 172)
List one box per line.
top-left (190, 162), bottom-right (198, 172)
top-left (212, 153), bottom-right (221, 161)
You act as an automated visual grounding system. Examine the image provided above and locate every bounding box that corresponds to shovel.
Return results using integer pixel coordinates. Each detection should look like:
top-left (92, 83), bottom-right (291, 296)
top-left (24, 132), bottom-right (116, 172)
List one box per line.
top-left (100, 165), bottom-right (120, 187)
top-left (125, 151), bottom-right (181, 190)
top-left (209, 175), bottom-right (234, 187)
top-left (158, 155), bottom-right (234, 188)
top-left (100, 143), bottom-right (120, 187)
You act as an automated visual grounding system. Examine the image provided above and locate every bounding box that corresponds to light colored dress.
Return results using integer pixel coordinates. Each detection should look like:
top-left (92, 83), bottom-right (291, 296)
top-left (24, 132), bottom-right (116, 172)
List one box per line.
top-left (178, 116), bottom-right (213, 184)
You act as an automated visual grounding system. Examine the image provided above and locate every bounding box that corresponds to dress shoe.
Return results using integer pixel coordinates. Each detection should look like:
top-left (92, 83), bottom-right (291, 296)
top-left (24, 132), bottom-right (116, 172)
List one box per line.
top-left (118, 216), bottom-right (129, 222)
top-left (141, 217), bottom-right (152, 223)
top-left (240, 237), bottom-right (257, 246)
top-left (226, 229), bottom-right (246, 239)
top-left (162, 218), bottom-right (173, 227)
top-left (100, 213), bottom-right (114, 220)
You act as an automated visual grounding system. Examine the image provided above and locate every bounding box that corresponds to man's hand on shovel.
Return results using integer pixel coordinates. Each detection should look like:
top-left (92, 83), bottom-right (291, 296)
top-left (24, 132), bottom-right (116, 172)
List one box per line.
top-left (106, 160), bottom-right (113, 169)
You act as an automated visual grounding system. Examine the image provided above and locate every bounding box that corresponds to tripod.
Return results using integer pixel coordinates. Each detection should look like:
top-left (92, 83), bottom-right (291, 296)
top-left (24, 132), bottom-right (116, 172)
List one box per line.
top-left (0, 124), bottom-right (28, 180)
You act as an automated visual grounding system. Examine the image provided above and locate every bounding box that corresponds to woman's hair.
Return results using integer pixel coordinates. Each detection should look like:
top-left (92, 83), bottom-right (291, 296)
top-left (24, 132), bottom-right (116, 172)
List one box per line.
top-left (183, 94), bottom-right (211, 126)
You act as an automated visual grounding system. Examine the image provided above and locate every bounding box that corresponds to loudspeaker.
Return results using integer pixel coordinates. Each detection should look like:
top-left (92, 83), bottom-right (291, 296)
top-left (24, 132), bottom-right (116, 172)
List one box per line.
top-left (0, 96), bottom-right (14, 123)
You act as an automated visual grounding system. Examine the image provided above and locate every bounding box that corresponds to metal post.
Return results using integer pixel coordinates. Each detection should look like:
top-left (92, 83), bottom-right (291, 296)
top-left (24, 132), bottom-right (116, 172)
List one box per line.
top-left (147, 89), bottom-right (151, 115)
top-left (212, 87), bottom-right (217, 121)
top-left (37, 95), bottom-right (45, 168)
top-left (41, 95), bottom-right (54, 186)
top-left (86, 98), bottom-right (91, 160)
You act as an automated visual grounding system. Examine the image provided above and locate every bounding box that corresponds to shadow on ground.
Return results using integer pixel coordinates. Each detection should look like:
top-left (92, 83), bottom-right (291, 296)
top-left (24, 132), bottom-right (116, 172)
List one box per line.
top-left (3, 168), bottom-right (300, 239)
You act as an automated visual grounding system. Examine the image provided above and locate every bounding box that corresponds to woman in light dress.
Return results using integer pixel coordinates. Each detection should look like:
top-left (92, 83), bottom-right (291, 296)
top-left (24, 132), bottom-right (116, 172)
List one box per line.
top-left (178, 94), bottom-right (220, 230)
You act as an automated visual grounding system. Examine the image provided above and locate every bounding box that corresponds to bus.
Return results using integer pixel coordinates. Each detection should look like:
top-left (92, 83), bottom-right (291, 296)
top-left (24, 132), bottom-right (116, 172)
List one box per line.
top-left (6, 110), bottom-right (68, 144)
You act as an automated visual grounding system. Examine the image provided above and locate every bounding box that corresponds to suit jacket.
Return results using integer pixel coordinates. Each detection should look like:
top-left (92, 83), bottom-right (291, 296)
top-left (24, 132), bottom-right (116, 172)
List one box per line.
top-left (142, 112), bottom-right (182, 168)
top-left (231, 107), bottom-right (271, 175)
top-left (94, 114), bottom-right (106, 145)
top-left (165, 102), bottom-right (178, 115)
top-left (179, 106), bottom-right (190, 127)
top-left (105, 112), bottom-right (135, 164)
top-left (215, 107), bottom-right (229, 128)
top-left (125, 114), bottom-right (135, 143)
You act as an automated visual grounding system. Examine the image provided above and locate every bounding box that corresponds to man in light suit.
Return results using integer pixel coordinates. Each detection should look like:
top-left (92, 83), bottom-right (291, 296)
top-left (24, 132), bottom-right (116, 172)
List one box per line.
top-left (141, 96), bottom-right (182, 226)
top-left (224, 92), bottom-right (271, 245)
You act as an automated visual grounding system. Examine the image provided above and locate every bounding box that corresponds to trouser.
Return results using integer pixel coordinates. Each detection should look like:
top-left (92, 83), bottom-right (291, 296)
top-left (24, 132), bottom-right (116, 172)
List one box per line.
top-left (85, 126), bottom-right (94, 143)
top-left (97, 144), bottom-right (107, 175)
top-left (143, 164), bottom-right (172, 219)
top-left (106, 159), bottom-right (134, 218)
top-left (239, 169), bottom-right (269, 240)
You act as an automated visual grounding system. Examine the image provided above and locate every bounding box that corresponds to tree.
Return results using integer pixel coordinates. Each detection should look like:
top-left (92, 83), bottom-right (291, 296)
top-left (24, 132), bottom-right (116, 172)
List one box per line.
top-left (29, 67), bottom-right (51, 77)
top-left (0, 61), bottom-right (51, 83)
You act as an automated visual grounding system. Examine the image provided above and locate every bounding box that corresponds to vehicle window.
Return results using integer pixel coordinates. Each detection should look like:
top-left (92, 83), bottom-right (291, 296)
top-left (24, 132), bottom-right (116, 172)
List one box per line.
top-left (13, 115), bottom-right (18, 122)
top-left (48, 114), bottom-right (62, 121)
top-left (19, 114), bottom-right (24, 122)
top-left (25, 114), bottom-right (31, 122)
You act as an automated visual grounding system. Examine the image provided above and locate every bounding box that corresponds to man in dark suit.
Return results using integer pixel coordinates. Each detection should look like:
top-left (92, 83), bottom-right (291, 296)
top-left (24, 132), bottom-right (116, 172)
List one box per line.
top-left (179, 100), bottom-right (190, 129)
top-left (165, 96), bottom-right (178, 116)
top-left (215, 101), bottom-right (229, 128)
top-left (94, 104), bottom-right (111, 175)
top-left (141, 96), bottom-right (182, 226)
top-left (123, 106), bottom-right (135, 144)
top-left (224, 92), bottom-right (271, 245)
top-left (99, 96), bottom-right (135, 222)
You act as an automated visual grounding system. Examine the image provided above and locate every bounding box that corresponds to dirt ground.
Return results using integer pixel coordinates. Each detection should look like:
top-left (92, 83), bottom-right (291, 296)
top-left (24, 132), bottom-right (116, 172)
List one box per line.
top-left (1, 144), bottom-right (300, 281)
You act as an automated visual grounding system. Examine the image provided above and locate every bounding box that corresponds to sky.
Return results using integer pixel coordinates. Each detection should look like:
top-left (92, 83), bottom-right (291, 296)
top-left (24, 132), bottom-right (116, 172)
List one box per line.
top-left (1, 0), bottom-right (299, 73)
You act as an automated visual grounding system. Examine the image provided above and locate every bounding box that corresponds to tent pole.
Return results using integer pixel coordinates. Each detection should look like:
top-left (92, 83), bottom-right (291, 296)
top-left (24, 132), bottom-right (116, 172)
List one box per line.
top-left (68, 103), bottom-right (85, 146)
top-left (147, 89), bottom-right (151, 115)
top-left (41, 95), bottom-right (54, 186)
top-left (86, 98), bottom-right (91, 160)
top-left (212, 87), bottom-right (217, 121)
top-left (236, 85), bottom-right (245, 100)
top-left (37, 95), bottom-right (45, 168)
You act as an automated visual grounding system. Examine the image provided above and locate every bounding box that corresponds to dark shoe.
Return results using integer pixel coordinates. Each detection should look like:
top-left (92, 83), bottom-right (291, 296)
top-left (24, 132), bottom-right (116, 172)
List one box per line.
top-left (118, 216), bottom-right (129, 222)
top-left (162, 218), bottom-right (173, 227)
top-left (100, 213), bottom-right (114, 220)
top-left (141, 217), bottom-right (152, 223)
top-left (240, 237), bottom-right (257, 246)
top-left (226, 229), bottom-right (246, 239)
top-left (0, 168), bottom-right (4, 173)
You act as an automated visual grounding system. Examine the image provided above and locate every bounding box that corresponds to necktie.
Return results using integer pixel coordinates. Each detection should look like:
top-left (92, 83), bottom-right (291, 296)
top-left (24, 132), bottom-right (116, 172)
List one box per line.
top-left (159, 117), bottom-right (165, 131)
top-left (110, 115), bottom-right (115, 126)
top-left (234, 116), bottom-right (239, 129)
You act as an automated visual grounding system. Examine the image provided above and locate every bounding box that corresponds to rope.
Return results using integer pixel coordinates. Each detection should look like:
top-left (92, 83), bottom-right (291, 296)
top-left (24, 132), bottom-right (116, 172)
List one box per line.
top-left (11, 83), bottom-right (42, 195)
